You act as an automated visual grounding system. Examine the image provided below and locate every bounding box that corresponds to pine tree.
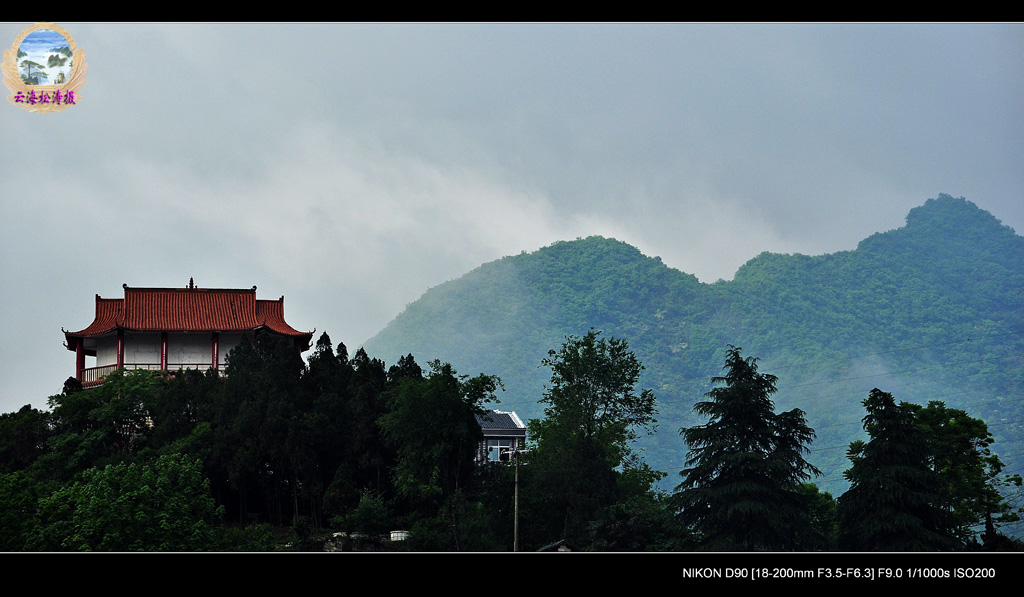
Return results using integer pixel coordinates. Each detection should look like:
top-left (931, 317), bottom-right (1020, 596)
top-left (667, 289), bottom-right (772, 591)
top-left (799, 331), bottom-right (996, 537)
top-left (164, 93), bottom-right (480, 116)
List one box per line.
top-left (837, 389), bottom-right (957, 551)
top-left (673, 345), bottom-right (819, 550)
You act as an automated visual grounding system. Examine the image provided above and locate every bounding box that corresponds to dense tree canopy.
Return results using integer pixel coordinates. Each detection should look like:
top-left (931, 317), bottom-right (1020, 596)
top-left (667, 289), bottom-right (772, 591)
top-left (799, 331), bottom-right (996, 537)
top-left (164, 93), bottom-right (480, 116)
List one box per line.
top-left (29, 454), bottom-right (220, 551)
top-left (912, 401), bottom-right (1022, 546)
top-left (380, 360), bottom-right (499, 504)
top-left (3, 312), bottom-right (1019, 551)
top-left (838, 391), bottom-right (1022, 551)
top-left (0, 405), bottom-right (50, 474)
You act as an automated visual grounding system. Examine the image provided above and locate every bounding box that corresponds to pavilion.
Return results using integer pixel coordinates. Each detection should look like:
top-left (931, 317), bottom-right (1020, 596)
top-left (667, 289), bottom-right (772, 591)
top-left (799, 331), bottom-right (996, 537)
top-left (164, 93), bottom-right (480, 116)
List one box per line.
top-left (64, 280), bottom-right (313, 385)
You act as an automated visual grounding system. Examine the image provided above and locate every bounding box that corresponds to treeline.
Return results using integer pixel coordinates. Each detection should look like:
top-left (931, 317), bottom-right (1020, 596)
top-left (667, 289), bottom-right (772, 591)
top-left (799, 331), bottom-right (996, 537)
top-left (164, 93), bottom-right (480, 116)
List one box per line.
top-left (673, 346), bottom-right (1022, 551)
top-left (1, 332), bottom-right (506, 551)
top-left (0, 331), bottom-right (1021, 551)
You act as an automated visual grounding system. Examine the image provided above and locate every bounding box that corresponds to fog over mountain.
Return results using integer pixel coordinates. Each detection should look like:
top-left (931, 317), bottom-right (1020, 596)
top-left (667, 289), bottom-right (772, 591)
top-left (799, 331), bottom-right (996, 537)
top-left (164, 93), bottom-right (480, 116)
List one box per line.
top-left (364, 195), bottom-right (1024, 493)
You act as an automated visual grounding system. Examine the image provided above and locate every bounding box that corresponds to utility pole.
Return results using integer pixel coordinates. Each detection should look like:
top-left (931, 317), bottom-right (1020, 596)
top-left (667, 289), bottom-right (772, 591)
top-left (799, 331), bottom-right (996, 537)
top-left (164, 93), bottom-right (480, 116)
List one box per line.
top-left (514, 446), bottom-right (521, 552)
top-left (509, 444), bottom-right (530, 552)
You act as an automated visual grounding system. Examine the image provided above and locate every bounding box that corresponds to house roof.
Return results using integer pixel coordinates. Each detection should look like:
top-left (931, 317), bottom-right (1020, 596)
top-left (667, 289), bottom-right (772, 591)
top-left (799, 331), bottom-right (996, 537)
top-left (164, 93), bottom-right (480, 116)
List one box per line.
top-left (476, 410), bottom-right (527, 437)
top-left (64, 284), bottom-right (313, 349)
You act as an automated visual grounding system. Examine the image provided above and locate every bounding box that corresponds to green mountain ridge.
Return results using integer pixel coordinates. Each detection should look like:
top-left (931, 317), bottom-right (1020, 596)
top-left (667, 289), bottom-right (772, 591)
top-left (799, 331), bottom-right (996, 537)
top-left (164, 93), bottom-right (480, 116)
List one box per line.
top-left (363, 195), bottom-right (1024, 496)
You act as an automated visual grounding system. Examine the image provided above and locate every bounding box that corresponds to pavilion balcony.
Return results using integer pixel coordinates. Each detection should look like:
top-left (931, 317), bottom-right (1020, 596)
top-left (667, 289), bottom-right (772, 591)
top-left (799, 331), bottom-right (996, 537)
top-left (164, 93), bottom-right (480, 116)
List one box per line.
top-left (80, 363), bottom-right (224, 385)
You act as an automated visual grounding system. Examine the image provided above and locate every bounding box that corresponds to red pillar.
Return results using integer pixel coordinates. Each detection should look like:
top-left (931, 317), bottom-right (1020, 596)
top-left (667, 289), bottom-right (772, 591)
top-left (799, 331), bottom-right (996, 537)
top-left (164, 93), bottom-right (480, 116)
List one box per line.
top-left (76, 342), bottom-right (85, 380)
top-left (160, 332), bottom-right (168, 370)
top-left (116, 330), bottom-right (124, 369)
top-left (211, 332), bottom-right (219, 370)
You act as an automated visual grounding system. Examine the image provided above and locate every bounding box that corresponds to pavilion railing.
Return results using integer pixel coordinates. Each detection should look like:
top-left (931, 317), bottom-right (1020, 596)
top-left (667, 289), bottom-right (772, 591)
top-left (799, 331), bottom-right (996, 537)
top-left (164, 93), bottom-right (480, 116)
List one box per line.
top-left (81, 362), bottom-right (225, 383)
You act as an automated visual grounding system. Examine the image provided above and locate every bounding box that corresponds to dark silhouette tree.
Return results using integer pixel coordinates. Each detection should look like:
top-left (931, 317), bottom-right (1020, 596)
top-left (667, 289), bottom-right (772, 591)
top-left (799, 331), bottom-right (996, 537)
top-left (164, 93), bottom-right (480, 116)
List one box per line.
top-left (378, 360), bottom-right (500, 550)
top-left (0, 405), bottom-right (51, 474)
top-left (201, 332), bottom-right (306, 526)
top-left (838, 389), bottom-right (957, 551)
top-left (380, 360), bottom-right (497, 506)
top-left (673, 345), bottom-right (820, 550)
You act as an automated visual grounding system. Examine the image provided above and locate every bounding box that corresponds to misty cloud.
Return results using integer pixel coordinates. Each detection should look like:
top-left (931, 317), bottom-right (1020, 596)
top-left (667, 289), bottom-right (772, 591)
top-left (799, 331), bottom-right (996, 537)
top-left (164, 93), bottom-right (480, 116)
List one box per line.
top-left (1, 22), bottom-right (1020, 414)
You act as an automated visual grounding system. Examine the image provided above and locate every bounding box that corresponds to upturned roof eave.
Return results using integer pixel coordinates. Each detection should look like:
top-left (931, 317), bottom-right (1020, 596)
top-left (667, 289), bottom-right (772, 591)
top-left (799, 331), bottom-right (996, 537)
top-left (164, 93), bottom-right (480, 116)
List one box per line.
top-left (64, 285), bottom-right (312, 350)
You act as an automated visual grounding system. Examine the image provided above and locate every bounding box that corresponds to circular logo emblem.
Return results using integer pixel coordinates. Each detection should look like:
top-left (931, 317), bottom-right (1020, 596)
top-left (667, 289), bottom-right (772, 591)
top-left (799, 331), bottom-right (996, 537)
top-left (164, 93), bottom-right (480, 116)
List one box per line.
top-left (3, 22), bottom-right (88, 113)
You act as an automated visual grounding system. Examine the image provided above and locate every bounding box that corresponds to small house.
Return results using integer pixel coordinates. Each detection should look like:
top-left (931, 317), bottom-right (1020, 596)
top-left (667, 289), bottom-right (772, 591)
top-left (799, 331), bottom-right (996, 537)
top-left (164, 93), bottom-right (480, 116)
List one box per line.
top-left (475, 409), bottom-right (527, 463)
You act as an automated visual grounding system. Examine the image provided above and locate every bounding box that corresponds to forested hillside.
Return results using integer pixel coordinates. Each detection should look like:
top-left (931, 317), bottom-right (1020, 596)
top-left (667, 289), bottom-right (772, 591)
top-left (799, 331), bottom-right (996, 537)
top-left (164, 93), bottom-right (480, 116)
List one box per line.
top-left (364, 195), bottom-right (1024, 495)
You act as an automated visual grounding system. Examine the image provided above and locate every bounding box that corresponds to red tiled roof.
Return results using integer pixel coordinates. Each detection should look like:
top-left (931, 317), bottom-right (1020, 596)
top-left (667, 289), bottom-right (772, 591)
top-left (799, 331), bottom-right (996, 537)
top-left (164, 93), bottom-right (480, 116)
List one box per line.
top-left (69, 297), bottom-right (125, 338)
top-left (65, 285), bottom-right (312, 346)
top-left (122, 287), bottom-right (259, 331)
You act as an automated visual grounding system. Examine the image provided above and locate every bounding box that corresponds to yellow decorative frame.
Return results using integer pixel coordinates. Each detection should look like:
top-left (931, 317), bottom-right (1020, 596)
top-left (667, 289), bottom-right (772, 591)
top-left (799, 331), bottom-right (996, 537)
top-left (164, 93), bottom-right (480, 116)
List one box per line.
top-left (3, 22), bottom-right (88, 113)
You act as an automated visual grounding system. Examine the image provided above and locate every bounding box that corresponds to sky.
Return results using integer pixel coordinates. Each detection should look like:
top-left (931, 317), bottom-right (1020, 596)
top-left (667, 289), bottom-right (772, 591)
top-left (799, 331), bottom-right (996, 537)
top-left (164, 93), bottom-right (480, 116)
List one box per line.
top-left (1, 22), bottom-right (1021, 415)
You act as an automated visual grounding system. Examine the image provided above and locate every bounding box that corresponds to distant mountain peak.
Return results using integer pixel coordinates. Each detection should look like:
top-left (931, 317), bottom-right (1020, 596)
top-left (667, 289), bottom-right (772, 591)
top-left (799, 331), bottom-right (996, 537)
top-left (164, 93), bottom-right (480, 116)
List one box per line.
top-left (363, 195), bottom-right (1023, 495)
top-left (905, 193), bottom-right (1008, 233)
top-left (852, 194), bottom-right (1017, 256)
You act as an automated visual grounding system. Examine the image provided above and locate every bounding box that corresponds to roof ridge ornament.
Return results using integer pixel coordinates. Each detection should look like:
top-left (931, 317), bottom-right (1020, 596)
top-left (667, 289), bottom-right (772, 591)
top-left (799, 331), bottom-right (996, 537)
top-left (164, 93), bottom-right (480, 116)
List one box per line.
top-left (188, 277), bottom-right (195, 289)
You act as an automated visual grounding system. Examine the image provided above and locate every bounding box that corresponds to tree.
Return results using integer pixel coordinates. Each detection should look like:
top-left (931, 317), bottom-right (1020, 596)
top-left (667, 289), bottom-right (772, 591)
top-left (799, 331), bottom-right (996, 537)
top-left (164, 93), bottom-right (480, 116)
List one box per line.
top-left (838, 389), bottom-right (957, 551)
top-left (379, 360), bottom-right (498, 505)
top-left (19, 60), bottom-right (47, 84)
top-left (199, 332), bottom-right (307, 526)
top-left (795, 482), bottom-right (839, 551)
top-left (0, 405), bottom-right (51, 474)
top-left (673, 345), bottom-right (820, 550)
top-left (586, 465), bottom-right (694, 551)
top-left (0, 471), bottom-right (49, 550)
top-left (378, 360), bottom-right (501, 550)
top-left (526, 330), bottom-right (659, 547)
top-left (29, 454), bottom-right (221, 551)
top-left (323, 347), bottom-right (392, 516)
top-left (144, 367), bottom-right (222, 457)
top-left (533, 329), bottom-right (657, 460)
top-left (38, 369), bottom-right (165, 483)
top-left (911, 401), bottom-right (1019, 548)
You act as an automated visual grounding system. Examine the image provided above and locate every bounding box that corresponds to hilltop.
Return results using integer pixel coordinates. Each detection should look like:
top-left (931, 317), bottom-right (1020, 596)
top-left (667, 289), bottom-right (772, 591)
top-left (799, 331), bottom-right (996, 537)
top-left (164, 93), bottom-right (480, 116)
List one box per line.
top-left (363, 195), bottom-right (1024, 493)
